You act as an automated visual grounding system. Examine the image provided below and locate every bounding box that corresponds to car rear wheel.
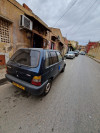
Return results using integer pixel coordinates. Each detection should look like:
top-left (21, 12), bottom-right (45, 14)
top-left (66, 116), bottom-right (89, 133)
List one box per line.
top-left (42, 80), bottom-right (52, 96)
top-left (61, 65), bottom-right (65, 73)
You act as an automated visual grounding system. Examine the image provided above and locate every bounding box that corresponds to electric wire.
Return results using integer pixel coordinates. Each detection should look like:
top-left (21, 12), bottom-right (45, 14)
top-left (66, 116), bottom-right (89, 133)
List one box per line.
top-left (68, 0), bottom-right (97, 34)
top-left (53, 0), bottom-right (78, 27)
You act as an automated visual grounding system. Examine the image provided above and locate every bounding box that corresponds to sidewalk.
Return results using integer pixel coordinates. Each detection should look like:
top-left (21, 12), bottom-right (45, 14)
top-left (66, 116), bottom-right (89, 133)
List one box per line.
top-left (0, 67), bottom-right (7, 84)
top-left (87, 55), bottom-right (100, 64)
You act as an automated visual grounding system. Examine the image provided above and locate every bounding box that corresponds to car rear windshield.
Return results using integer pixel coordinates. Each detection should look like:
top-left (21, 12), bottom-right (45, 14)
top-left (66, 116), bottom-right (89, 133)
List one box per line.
top-left (10, 49), bottom-right (40, 67)
top-left (68, 51), bottom-right (74, 54)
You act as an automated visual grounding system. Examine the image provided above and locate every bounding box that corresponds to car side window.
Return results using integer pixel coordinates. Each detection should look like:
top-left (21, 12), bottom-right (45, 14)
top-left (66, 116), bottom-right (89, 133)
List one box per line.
top-left (45, 51), bottom-right (49, 67)
top-left (50, 51), bottom-right (58, 64)
top-left (57, 52), bottom-right (62, 62)
top-left (49, 52), bottom-right (53, 66)
top-left (45, 51), bottom-right (53, 67)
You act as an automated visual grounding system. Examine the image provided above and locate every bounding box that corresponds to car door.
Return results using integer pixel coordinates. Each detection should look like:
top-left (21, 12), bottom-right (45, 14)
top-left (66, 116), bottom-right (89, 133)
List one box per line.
top-left (43, 51), bottom-right (57, 82)
top-left (49, 51), bottom-right (58, 78)
top-left (56, 51), bottom-right (64, 72)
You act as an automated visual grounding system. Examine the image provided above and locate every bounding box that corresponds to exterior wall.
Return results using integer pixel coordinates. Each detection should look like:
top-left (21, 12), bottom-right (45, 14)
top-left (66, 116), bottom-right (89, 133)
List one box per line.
top-left (78, 45), bottom-right (86, 52)
top-left (68, 40), bottom-right (78, 49)
top-left (0, 0), bottom-right (68, 62)
top-left (86, 42), bottom-right (98, 53)
top-left (88, 43), bottom-right (100, 60)
top-left (47, 28), bottom-right (67, 56)
top-left (63, 37), bottom-right (68, 54)
top-left (0, 0), bottom-right (50, 65)
top-left (50, 28), bottom-right (65, 44)
top-left (0, 0), bottom-right (31, 58)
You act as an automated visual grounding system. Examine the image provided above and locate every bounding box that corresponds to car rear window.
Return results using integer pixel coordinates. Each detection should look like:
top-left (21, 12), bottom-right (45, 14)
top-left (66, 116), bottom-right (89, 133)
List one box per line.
top-left (10, 49), bottom-right (40, 67)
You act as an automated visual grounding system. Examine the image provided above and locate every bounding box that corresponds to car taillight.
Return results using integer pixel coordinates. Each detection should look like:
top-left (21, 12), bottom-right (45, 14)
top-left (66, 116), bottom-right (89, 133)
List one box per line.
top-left (31, 76), bottom-right (41, 86)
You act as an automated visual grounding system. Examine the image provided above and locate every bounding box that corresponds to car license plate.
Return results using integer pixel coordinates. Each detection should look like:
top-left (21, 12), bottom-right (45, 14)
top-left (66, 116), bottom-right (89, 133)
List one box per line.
top-left (12, 82), bottom-right (25, 90)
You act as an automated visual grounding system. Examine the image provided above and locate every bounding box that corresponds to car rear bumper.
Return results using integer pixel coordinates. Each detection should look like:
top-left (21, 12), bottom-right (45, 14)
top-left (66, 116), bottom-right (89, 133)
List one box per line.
top-left (66, 56), bottom-right (74, 59)
top-left (5, 74), bottom-right (48, 96)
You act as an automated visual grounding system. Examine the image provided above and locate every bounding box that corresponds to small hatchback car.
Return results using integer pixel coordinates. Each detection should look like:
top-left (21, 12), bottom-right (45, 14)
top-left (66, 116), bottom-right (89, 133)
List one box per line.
top-left (6, 48), bottom-right (66, 96)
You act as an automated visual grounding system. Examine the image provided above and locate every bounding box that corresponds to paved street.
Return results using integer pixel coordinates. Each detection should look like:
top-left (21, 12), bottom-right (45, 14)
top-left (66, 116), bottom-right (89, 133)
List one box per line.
top-left (0, 55), bottom-right (100, 133)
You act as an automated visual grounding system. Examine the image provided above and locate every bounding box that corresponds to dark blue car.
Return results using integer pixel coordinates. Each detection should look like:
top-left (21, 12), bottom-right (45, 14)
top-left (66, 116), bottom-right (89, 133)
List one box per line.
top-left (6, 48), bottom-right (66, 96)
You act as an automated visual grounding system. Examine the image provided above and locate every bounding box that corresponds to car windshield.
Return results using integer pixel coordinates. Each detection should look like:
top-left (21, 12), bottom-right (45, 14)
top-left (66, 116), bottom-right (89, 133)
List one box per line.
top-left (10, 49), bottom-right (40, 67)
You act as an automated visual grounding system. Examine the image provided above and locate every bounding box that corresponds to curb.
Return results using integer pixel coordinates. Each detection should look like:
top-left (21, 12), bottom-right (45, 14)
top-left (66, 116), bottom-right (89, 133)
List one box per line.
top-left (87, 55), bottom-right (100, 64)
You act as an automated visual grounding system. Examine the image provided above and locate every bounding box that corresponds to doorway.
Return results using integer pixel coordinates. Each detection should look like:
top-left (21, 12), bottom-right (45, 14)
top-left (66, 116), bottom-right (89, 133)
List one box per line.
top-left (33, 34), bottom-right (43, 48)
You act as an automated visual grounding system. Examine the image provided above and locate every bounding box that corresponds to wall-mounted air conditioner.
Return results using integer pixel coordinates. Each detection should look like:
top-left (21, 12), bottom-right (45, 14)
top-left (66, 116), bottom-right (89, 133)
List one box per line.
top-left (20, 15), bottom-right (33, 31)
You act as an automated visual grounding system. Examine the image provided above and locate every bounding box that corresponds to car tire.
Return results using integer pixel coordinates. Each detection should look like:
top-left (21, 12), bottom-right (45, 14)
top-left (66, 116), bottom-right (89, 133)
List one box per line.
top-left (42, 80), bottom-right (52, 96)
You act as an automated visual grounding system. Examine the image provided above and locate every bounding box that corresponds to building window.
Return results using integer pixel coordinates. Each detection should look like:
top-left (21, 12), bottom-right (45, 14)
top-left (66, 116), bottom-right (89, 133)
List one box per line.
top-left (0, 19), bottom-right (10, 43)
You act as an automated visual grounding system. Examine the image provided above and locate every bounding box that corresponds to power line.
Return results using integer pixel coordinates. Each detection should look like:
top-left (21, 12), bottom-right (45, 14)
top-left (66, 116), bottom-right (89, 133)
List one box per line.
top-left (68, 28), bottom-right (100, 36)
top-left (53, 0), bottom-right (78, 27)
top-left (59, 0), bottom-right (98, 40)
top-left (68, 0), bottom-right (97, 35)
top-left (56, 0), bottom-right (90, 28)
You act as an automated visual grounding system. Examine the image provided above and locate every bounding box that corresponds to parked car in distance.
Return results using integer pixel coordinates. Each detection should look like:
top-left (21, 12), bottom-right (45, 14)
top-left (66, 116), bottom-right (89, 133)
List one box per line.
top-left (5, 48), bottom-right (66, 96)
top-left (80, 51), bottom-right (86, 55)
top-left (74, 50), bottom-right (79, 57)
top-left (64, 51), bottom-right (75, 59)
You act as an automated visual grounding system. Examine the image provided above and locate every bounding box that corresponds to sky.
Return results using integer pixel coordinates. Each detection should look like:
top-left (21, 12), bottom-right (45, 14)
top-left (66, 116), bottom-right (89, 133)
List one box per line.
top-left (16, 0), bottom-right (100, 45)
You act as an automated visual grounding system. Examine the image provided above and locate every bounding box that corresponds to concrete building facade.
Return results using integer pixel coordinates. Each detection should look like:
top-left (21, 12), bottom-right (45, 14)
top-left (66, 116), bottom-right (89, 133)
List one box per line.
top-left (0, 0), bottom-right (50, 65)
top-left (47, 28), bottom-right (68, 56)
top-left (86, 41), bottom-right (100, 60)
top-left (0, 0), bottom-right (68, 65)
top-left (68, 40), bottom-right (78, 51)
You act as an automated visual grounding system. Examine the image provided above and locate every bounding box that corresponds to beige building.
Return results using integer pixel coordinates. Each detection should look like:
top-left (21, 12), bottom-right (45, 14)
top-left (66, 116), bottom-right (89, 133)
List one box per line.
top-left (47, 28), bottom-right (68, 56)
top-left (0, 0), bottom-right (68, 65)
top-left (68, 40), bottom-right (78, 50)
top-left (0, 0), bottom-right (50, 65)
top-left (78, 45), bottom-right (86, 52)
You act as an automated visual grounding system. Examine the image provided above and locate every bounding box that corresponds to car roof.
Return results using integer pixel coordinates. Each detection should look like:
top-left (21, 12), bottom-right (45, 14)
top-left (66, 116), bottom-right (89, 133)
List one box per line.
top-left (19, 48), bottom-right (59, 52)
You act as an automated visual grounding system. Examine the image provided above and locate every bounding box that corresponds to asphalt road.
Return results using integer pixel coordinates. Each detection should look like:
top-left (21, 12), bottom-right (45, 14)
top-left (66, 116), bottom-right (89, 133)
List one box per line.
top-left (0, 55), bottom-right (100, 133)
